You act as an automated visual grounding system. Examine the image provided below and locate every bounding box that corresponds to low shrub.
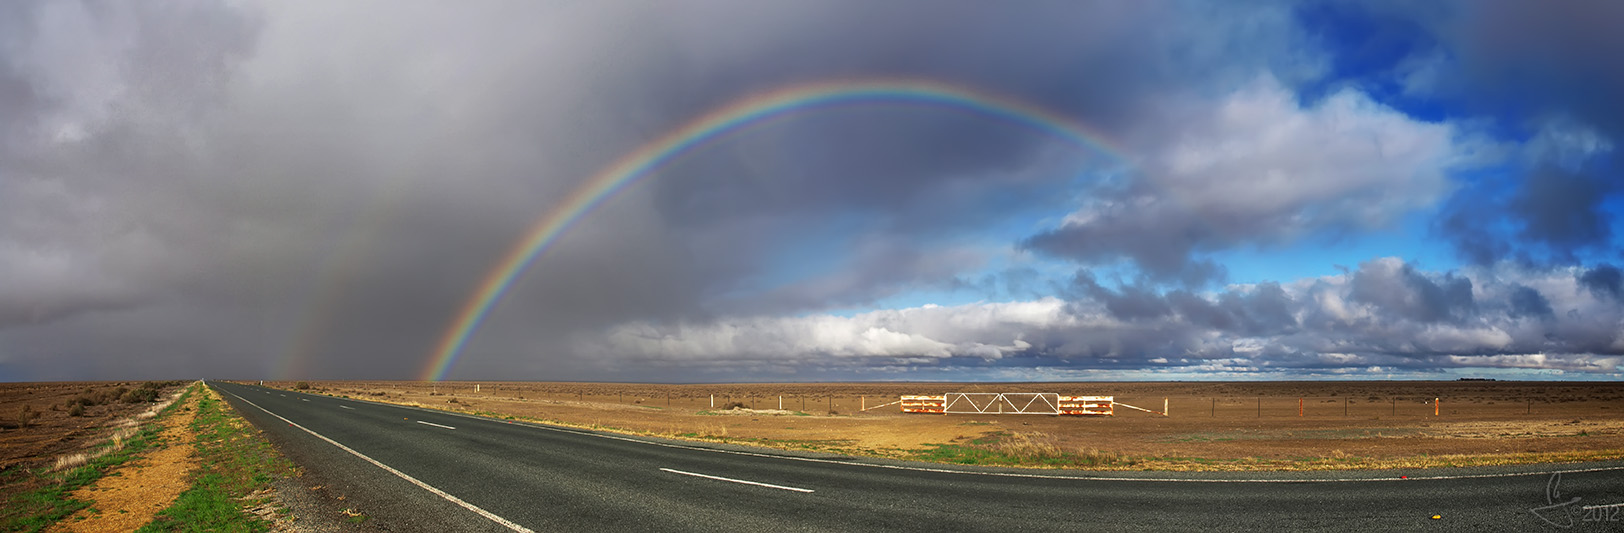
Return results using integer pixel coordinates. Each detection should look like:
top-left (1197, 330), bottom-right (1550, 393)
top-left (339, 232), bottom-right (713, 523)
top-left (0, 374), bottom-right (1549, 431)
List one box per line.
top-left (120, 387), bottom-right (158, 403)
top-left (16, 405), bottom-right (38, 428)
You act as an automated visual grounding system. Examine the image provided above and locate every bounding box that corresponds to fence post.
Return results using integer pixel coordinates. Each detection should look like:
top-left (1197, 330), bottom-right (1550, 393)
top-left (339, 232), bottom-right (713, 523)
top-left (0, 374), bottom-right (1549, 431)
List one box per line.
top-left (1164, 398), bottom-right (1169, 417)
top-left (1344, 397), bottom-right (1348, 417)
top-left (1257, 397), bottom-right (1261, 418)
top-left (779, 396), bottom-right (783, 410)
top-left (1434, 397), bottom-right (1439, 416)
top-left (1211, 398), bottom-right (1215, 418)
top-left (710, 394), bottom-right (714, 408)
top-left (1298, 397), bottom-right (1303, 417)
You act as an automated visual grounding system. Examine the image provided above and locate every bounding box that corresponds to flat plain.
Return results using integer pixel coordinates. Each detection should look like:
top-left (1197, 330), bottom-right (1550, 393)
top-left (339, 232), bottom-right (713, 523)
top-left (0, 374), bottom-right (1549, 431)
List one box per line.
top-left (257, 380), bottom-right (1624, 471)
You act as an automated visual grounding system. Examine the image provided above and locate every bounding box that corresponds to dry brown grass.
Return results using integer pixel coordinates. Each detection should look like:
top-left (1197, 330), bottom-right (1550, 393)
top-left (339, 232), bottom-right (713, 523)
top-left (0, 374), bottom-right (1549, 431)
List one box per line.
top-left (269, 380), bottom-right (1624, 472)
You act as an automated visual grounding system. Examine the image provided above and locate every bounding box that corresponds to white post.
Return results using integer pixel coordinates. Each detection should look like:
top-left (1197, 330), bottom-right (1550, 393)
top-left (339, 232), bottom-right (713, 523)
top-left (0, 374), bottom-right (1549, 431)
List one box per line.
top-left (476, 384), bottom-right (480, 393)
top-left (779, 396), bottom-right (783, 410)
top-left (710, 395), bottom-right (714, 408)
top-left (1164, 398), bottom-right (1169, 417)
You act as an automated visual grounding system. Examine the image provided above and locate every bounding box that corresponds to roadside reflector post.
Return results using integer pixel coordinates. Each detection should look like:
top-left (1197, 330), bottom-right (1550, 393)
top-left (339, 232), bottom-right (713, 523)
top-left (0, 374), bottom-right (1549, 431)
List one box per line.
top-left (1434, 397), bottom-right (1439, 416)
top-left (1164, 398), bottom-right (1169, 417)
top-left (1299, 397), bottom-right (1303, 417)
top-left (710, 394), bottom-right (714, 408)
top-left (862, 396), bottom-right (865, 411)
top-left (779, 396), bottom-right (783, 410)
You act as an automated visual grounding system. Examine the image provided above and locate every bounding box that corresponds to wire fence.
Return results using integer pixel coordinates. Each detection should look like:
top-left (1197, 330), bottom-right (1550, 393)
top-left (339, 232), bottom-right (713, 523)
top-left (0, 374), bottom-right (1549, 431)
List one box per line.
top-left (283, 381), bottom-right (1623, 419)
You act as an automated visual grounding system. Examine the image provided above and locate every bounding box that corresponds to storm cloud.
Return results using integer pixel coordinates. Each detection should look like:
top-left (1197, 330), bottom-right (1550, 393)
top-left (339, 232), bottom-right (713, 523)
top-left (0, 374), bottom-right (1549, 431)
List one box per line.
top-left (1, 1), bottom-right (1620, 381)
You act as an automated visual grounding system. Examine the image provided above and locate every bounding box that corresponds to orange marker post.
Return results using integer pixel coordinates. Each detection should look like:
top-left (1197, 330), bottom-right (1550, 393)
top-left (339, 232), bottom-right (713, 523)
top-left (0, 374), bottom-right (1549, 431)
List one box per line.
top-left (1434, 397), bottom-right (1439, 416)
top-left (1299, 397), bottom-right (1303, 417)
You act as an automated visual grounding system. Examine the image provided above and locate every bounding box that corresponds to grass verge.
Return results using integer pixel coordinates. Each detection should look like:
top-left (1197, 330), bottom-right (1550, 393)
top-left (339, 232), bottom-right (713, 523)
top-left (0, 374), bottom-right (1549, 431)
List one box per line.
top-left (136, 386), bottom-right (296, 533)
top-left (0, 387), bottom-right (190, 533)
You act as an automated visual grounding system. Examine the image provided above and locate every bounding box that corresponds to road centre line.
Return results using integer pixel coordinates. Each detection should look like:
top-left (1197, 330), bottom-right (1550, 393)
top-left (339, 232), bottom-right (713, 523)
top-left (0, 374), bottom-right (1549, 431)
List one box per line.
top-left (281, 385), bottom-right (1624, 484)
top-left (218, 388), bottom-right (530, 532)
top-left (417, 420), bottom-right (456, 430)
top-left (339, 405), bottom-right (355, 410)
top-left (660, 468), bottom-right (814, 493)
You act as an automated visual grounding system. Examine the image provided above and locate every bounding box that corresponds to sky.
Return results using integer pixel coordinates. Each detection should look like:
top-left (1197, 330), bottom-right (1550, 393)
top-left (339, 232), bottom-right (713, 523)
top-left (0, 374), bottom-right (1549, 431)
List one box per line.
top-left (1, 0), bottom-right (1622, 382)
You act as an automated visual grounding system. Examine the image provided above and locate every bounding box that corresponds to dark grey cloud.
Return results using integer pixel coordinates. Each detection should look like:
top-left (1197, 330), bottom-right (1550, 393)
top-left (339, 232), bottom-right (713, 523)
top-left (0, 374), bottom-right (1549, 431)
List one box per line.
top-left (1508, 165), bottom-right (1621, 257)
top-left (1348, 260), bottom-right (1474, 324)
top-left (1579, 264), bottom-right (1623, 301)
top-left (1507, 284), bottom-right (1554, 320)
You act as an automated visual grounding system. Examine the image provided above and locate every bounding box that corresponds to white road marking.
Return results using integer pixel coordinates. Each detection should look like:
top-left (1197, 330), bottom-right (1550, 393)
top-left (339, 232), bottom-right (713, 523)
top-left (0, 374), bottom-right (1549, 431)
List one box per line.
top-left (248, 385), bottom-right (1624, 485)
top-left (301, 398), bottom-right (310, 402)
top-left (660, 468), bottom-right (814, 493)
top-left (416, 420), bottom-right (456, 430)
top-left (339, 405), bottom-right (355, 410)
top-left (218, 389), bottom-right (530, 532)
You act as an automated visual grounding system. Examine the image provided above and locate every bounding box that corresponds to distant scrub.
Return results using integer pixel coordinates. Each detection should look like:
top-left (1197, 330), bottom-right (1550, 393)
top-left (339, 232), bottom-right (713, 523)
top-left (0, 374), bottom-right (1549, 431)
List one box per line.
top-left (63, 381), bottom-right (169, 412)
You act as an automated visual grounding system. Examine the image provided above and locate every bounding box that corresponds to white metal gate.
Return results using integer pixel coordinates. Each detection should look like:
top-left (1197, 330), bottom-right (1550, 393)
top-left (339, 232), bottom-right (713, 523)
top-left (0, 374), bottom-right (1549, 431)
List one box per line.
top-left (942, 393), bottom-right (1060, 415)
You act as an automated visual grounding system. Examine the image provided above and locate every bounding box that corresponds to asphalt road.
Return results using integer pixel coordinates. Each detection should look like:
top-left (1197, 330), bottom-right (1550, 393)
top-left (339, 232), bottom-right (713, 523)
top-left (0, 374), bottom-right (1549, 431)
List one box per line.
top-left (207, 381), bottom-right (1624, 532)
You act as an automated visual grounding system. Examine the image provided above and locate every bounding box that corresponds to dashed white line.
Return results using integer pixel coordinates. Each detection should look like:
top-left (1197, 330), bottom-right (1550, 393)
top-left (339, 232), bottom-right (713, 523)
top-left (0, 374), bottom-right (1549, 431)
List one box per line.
top-left (218, 389), bottom-right (529, 532)
top-left (301, 398), bottom-right (310, 402)
top-left (660, 468), bottom-right (814, 493)
top-left (416, 420), bottom-right (456, 430)
top-left (339, 405), bottom-right (355, 410)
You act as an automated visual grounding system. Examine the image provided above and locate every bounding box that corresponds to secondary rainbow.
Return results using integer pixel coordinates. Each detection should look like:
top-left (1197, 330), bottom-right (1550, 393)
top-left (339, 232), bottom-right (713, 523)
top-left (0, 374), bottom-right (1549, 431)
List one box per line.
top-left (420, 79), bottom-right (1127, 381)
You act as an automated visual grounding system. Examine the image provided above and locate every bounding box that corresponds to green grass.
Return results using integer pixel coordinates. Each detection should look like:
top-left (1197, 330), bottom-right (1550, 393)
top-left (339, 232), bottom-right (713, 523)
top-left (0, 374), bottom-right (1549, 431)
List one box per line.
top-left (136, 386), bottom-right (295, 533)
top-left (905, 431), bottom-right (1132, 468)
top-left (0, 388), bottom-right (189, 533)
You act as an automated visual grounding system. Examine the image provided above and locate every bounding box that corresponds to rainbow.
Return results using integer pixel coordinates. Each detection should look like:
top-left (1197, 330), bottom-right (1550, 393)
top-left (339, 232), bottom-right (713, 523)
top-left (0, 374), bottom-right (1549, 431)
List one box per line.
top-left (420, 79), bottom-right (1126, 381)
